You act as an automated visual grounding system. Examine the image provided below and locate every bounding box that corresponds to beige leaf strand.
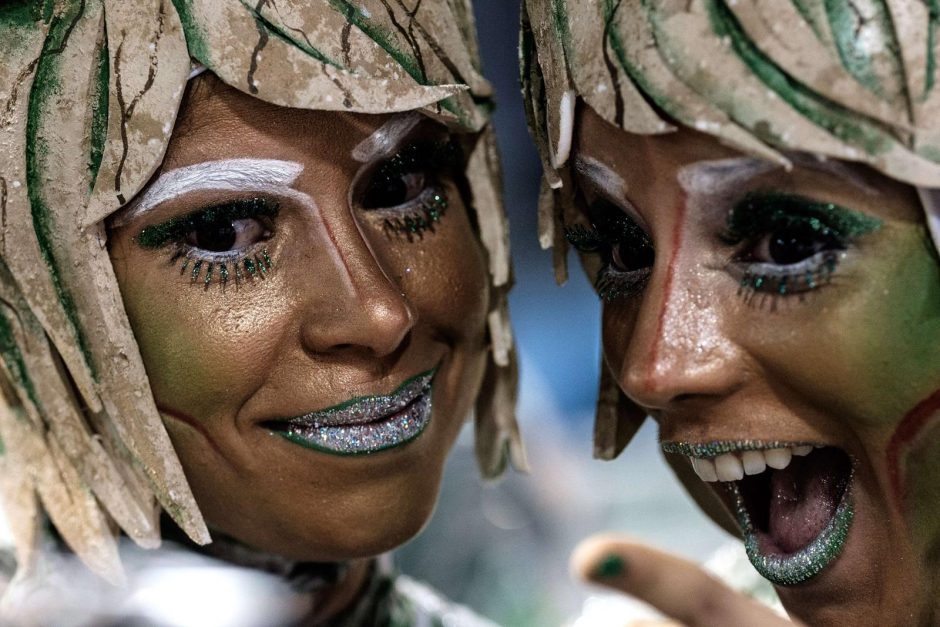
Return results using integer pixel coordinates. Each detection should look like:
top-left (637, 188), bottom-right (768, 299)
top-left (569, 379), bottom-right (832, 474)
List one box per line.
top-left (729, 0), bottom-right (910, 129)
top-left (0, 9), bottom-right (102, 417)
top-left (562, 0), bottom-right (672, 136)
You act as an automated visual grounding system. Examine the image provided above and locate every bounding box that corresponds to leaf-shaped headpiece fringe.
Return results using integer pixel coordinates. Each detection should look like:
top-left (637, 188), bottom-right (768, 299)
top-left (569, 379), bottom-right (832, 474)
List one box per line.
top-left (0, 0), bottom-right (522, 583)
top-left (521, 0), bottom-right (940, 456)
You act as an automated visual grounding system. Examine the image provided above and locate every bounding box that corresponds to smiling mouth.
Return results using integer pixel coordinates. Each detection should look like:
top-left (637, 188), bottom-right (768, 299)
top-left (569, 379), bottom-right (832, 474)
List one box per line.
top-left (664, 441), bottom-right (854, 586)
top-left (264, 369), bottom-right (435, 456)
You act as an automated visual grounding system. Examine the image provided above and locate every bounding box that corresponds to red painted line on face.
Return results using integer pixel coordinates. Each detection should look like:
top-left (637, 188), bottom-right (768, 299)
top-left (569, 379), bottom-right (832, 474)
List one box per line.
top-left (886, 388), bottom-right (940, 506)
top-left (156, 404), bottom-right (226, 460)
top-left (643, 191), bottom-right (687, 394)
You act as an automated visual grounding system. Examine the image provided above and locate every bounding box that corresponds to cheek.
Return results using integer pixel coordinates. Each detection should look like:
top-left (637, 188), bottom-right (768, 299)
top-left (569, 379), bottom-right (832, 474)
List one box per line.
top-left (380, 201), bottom-right (489, 342)
top-left (746, 227), bottom-right (940, 430)
top-left (115, 252), bottom-right (292, 419)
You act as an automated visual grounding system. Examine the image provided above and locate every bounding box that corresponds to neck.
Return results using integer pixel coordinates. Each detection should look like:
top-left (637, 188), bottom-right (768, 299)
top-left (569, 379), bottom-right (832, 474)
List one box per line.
top-left (160, 516), bottom-right (373, 623)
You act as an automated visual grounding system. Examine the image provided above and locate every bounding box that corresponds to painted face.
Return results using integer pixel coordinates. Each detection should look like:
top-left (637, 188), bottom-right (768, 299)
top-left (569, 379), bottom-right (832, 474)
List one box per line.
top-left (107, 76), bottom-right (490, 562)
top-left (569, 105), bottom-right (940, 624)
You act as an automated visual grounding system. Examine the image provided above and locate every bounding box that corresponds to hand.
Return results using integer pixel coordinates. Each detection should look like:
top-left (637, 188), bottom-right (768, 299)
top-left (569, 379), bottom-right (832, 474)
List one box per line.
top-left (572, 535), bottom-right (799, 627)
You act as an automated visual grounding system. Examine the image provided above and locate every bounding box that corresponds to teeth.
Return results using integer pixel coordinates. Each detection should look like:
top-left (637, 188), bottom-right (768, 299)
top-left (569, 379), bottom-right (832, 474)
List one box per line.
top-left (741, 450), bottom-right (767, 475)
top-left (793, 444), bottom-right (813, 457)
top-left (764, 447), bottom-right (793, 469)
top-left (687, 444), bottom-right (820, 482)
top-left (691, 457), bottom-right (718, 482)
top-left (714, 453), bottom-right (744, 481)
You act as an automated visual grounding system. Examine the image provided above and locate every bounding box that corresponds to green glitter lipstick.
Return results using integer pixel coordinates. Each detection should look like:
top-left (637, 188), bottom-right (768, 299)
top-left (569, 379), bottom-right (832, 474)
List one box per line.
top-left (265, 369), bottom-right (436, 456)
top-left (664, 441), bottom-right (855, 586)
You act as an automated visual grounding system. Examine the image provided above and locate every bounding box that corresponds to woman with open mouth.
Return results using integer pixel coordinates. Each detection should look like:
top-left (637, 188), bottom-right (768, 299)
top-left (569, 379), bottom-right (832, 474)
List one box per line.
top-left (523, 1), bottom-right (940, 625)
top-left (0, 1), bottom-right (523, 624)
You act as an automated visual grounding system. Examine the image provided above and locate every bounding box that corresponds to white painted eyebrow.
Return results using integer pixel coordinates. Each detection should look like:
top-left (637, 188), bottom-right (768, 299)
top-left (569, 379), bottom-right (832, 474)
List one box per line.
top-left (677, 155), bottom-right (879, 197)
top-left (111, 158), bottom-right (304, 226)
top-left (351, 112), bottom-right (423, 163)
top-left (677, 157), bottom-right (780, 196)
top-left (574, 154), bottom-right (629, 201)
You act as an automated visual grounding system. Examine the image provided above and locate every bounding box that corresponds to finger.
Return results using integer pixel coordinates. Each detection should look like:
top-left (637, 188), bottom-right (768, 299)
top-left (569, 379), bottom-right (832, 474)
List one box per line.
top-left (572, 535), bottom-right (796, 627)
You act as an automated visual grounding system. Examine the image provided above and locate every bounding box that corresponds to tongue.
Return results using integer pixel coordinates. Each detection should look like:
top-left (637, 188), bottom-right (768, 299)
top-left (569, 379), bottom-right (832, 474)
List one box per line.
top-left (765, 448), bottom-right (850, 554)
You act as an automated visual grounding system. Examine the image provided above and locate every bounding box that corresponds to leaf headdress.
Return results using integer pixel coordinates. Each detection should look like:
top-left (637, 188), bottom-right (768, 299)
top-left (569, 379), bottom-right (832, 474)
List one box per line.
top-left (0, 0), bottom-right (524, 585)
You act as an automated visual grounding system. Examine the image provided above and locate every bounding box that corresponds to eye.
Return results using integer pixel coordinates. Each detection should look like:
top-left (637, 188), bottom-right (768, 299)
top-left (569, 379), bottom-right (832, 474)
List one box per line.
top-left (725, 192), bottom-right (882, 296)
top-left (186, 216), bottom-right (269, 252)
top-left (135, 197), bottom-right (280, 288)
top-left (565, 197), bottom-right (655, 302)
top-left (611, 237), bottom-right (656, 272)
top-left (361, 171), bottom-right (426, 209)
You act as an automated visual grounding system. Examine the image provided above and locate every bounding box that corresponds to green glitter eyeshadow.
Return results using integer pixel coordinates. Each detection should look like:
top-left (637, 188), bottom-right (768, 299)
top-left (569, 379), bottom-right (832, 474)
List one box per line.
top-left (135, 197), bottom-right (279, 249)
top-left (724, 192), bottom-right (882, 243)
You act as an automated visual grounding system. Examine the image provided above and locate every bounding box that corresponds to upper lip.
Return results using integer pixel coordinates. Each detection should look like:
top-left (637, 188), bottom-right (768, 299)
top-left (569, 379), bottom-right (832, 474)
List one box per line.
top-left (277, 369), bottom-right (435, 428)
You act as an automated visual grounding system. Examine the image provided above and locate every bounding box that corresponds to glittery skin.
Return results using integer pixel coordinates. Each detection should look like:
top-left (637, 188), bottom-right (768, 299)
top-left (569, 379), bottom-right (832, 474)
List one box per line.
top-left (662, 440), bottom-right (818, 459)
top-left (271, 370), bottom-right (435, 456)
top-left (733, 481), bottom-right (854, 586)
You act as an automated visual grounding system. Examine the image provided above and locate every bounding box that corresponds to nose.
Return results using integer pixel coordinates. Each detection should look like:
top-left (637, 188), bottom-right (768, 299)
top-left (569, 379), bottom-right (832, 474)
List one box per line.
top-left (614, 261), bottom-right (744, 412)
top-left (298, 228), bottom-right (414, 360)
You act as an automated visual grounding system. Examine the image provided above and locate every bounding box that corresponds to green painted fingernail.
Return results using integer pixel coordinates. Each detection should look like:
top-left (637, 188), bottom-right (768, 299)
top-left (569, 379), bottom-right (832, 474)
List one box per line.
top-left (593, 554), bottom-right (626, 579)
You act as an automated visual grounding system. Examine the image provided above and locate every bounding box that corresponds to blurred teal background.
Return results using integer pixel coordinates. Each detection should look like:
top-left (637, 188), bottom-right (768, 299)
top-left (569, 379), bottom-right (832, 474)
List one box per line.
top-left (397, 1), bottom-right (733, 625)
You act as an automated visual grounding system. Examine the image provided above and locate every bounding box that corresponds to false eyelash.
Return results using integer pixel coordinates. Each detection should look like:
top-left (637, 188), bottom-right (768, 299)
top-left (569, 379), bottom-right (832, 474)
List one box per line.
top-left (595, 266), bottom-right (651, 302)
top-left (136, 198), bottom-right (279, 249)
top-left (174, 247), bottom-right (275, 289)
top-left (738, 251), bottom-right (839, 297)
top-left (381, 191), bottom-right (449, 241)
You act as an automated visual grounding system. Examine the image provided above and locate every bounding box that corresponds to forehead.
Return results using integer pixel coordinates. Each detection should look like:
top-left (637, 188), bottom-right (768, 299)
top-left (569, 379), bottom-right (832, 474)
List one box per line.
top-left (162, 75), bottom-right (397, 171)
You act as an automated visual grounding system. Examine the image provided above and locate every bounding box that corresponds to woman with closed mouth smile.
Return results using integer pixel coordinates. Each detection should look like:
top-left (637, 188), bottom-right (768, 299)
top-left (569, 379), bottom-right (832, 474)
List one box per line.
top-left (0, 1), bottom-right (523, 623)
top-left (524, 1), bottom-right (940, 625)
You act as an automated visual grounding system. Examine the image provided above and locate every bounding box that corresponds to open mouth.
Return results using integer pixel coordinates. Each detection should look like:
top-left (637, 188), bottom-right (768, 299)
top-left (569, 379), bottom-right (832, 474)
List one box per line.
top-left (664, 442), bottom-right (854, 586)
top-left (264, 370), bottom-right (435, 456)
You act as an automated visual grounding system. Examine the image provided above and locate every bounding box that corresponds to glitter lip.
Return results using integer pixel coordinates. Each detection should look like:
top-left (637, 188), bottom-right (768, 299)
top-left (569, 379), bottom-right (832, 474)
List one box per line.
top-left (664, 441), bottom-right (854, 586)
top-left (731, 480), bottom-right (854, 586)
top-left (267, 369), bottom-right (435, 456)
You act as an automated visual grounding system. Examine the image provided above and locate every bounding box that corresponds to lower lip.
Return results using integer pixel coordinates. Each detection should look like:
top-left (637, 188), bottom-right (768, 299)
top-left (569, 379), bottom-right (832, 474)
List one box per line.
top-left (273, 388), bottom-right (433, 456)
top-left (729, 479), bottom-right (855, 586)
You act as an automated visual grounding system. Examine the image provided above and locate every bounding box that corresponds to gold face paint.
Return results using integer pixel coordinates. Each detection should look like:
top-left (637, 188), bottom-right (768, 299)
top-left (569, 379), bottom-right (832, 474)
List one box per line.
top-left (571, 105), bottom-right (940, 624)
top-left (108, 78), bottom-right (491, 560)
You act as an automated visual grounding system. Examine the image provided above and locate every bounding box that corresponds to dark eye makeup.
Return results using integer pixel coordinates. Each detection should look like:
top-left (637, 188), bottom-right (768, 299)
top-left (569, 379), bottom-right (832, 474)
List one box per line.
top-left (132, 138), bottom-right (462, 289)
top-left (358, 139), bottom-right (458, 241)
top-left (566, 188), bottom-right (882, 303)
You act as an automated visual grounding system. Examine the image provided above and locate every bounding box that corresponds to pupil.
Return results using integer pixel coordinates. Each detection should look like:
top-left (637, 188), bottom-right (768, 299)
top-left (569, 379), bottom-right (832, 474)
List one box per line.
top-left (768, 224), bottom-right (822, 265)
top-left (365, 177), bottom-right (408, 208)
top-left (196, 220), bottom-right (237, 252)
top-left (615, 242), bottom-right (655, 271)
